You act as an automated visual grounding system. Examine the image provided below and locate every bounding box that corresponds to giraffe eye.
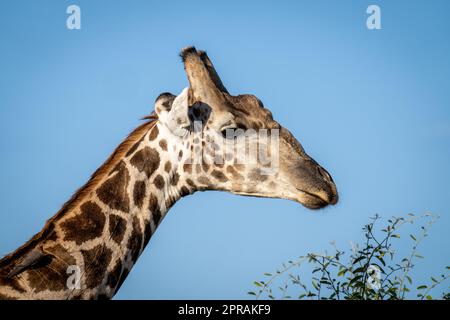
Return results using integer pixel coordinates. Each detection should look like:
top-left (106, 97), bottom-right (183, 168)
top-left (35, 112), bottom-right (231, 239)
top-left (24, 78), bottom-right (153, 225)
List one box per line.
top-left (221, 125), bottom-right (246, 139)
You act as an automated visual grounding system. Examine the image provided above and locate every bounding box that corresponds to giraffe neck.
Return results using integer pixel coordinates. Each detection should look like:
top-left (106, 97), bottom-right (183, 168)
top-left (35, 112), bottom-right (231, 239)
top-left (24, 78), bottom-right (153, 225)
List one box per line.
top-left (0, 120), bottom-right (191, 299)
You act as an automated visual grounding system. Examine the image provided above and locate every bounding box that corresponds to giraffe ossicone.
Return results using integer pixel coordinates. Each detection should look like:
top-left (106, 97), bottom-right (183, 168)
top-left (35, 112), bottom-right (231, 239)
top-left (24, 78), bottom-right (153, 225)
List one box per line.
top-left (0, 47), bottom-right (338, 300)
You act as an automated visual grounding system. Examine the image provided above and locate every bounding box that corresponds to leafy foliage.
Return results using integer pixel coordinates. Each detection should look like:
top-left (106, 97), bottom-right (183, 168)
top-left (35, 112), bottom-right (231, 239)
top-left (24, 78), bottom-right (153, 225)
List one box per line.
top-left (249, 213), bottom-right (449, 300)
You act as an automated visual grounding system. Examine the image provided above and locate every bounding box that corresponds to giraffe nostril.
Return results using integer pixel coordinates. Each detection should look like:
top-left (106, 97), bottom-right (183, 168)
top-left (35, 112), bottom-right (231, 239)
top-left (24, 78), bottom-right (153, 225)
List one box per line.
top-left (318, 166), bottom-right (333, 183)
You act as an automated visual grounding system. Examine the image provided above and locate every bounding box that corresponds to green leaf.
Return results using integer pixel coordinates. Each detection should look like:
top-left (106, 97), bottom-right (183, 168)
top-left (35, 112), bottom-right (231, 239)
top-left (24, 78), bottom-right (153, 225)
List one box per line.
top-left (312, 281), bottom-right (319, 291)
top-left (348, 275), bottom-right (363, 286)
top-left (264, 273), bottom-right (272, 276)
top-left (414, 253), bottom-right (424, 259)
top-left (406, 275), bottom-right (412, 285)
top-left (247, 291), bottom-right (256, 296)
top-left (417, 285), bottom-right (427, 290)
top-left (431, 277), bottom-right (438, 283)
top-left (254, 281), bottom-right (262, 287)
top-left (426, 295), bottom-right (433, 300)
top-left (353, 256), bottom-right (365, 264)
top-left (410, 234), bottom-right (416, 241)
top-left (337, 269), bottom-right (346, 277)
top-left (353, 267), bottom-right (365, 274)
top-left (376, 255), bottom-right (386, 266)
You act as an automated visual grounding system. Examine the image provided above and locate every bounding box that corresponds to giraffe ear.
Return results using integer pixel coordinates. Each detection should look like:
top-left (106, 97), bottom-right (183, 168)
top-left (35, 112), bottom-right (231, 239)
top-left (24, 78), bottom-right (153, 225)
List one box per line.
top-left (154, 92), bottom-right (176, 118)
top-left (158, 88), bottom-right (190, 136)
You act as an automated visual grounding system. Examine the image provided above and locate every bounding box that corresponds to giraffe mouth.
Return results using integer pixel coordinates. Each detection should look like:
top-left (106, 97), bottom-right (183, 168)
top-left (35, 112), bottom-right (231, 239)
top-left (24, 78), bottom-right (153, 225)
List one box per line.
top-left (297, 189), bottom-right (335, 210)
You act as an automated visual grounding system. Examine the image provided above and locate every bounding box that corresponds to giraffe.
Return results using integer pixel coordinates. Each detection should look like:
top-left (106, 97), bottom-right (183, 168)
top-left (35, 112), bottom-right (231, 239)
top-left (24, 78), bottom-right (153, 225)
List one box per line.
top-left (0, 47), bottom-right (338, 299)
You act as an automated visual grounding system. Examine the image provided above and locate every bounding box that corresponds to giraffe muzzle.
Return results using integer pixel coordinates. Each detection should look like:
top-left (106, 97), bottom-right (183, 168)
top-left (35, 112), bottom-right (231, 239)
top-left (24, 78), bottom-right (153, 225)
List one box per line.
top-left (291, 160), bottom-right (338, 209)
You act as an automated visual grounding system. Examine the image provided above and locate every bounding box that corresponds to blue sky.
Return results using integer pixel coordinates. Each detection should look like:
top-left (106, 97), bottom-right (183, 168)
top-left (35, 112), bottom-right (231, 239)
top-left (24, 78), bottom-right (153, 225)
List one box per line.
top-left (0, 0), bottom-right (449, 299)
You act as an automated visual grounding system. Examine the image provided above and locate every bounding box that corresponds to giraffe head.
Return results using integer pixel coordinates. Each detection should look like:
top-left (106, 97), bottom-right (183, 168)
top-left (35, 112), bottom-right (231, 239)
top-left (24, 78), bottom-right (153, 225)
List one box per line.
top-left (154, 47), bottom-right (338, 210)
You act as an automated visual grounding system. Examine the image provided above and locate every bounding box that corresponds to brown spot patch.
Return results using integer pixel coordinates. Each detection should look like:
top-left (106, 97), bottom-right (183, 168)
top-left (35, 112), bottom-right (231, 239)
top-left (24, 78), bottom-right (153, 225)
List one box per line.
top-left (180, 186), bottom-right (190, 197)
top-left (130, 147), bottom-right (160, 178)
top-left (27, 264), bottom-right (64, 293)
top-left (143, 222), bottom-right (153, 247)
top-left (148, 194), bottom-right (161, 226)
top-left (133, 180), bottom-right (146, 209)
top-left (211, 170), bottom-right (228, 183)
top-left (197, 176), bottom-right (211, 185)
top-left (170, 172), bottom-right (180, 186)
top-left (81, 245), bottom-right (113, 289)
top-left (0, 274), bottom-right (27, 293)
top-left (202, 163), bottom-right (210, 172)
top-left (153, 174), bottom-right (165, 189)
top-left (148, 125), bottom-right (159, 141)
top-left (46, 244), bottom-right (77, 267)
top-left (215, 161), bottom-right (224, 168)
top-left (183, 163), bottom-right (192, 174)
top-left (186, 178), bottom-right (196, 188)
top-left (165, 195), bottom-right (176, 210)
top-left (46, 230), bottom-right (58, 242)
top-left (127, 217), bottom-right (143, 263)
top-left (114, 267), bottom-right (130, 294)
top-left (61, 201), bottom-right (106, 245)
top-left (249, 168), bottom-right (269, 182)
top-left (108, 214), bottom-right (127, 245)
top-left (97, 161), bottom-right (131, 212)
top-left (27, 243), bottom-right (78, 293)
top-left (226, 166), bottom-right (244, 180)
top-left (159, 139), bottom-right (167, 151)
top-left (106, 260), bottom-right (123, 290)
top-left (164, 161), bottom-right (172, 172)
